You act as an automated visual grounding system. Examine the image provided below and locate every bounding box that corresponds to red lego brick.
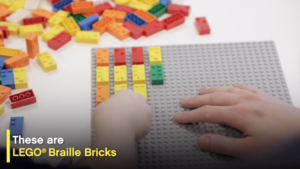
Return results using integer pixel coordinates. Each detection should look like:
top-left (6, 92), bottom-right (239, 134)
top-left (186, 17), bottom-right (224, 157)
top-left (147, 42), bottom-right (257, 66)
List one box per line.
top-left (132, 47), bottom-right (144, 65)
top-left (167, 3), bottom-right (190, 16)
top-left (63, 4), bottom-right (72, 12)
top-left (122, 21), bottom-right (144, 39)
top-left (95, 2), bottom-right (113, 15)
top-left (50, 0), bottom-right (61, 5)
top-left (114, 48), bottom-right (126, 66)
top-left (9, 89), bottom-right (36, 109)
top-left (196, 17), bottom-right (210, 35)
top-left (142, 20), bottom-right (164, 37)
top-left (22, 17), bottom-right (47, 28)
top-left (162, 12), bottom-right (185, 30)
top-left (0, 26), bottom-right (9, 39)
top-left (47, 31), bottom-right (71, 50)
top-left (114, 5), bottom-right (136, 14)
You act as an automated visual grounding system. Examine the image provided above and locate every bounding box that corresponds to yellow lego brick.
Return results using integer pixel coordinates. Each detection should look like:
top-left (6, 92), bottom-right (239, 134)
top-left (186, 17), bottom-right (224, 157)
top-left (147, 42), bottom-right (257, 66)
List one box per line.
top-left (139, 0), bottom-right (158, 6)
top-left (114, 0), bottom-right (131, 5)
top-left (0, 105), bottom-right (4, 116)
top-left (149, 46), bottom-right (162, 65)
top-left (42, 25), bottom-right (65, 42)
top-left (132, 64), bottom-right (145, 84)
top-left (114, 65), bottom-right (127, 84)
top-left (0, 21), bottom-right (20, 36)
top-left (19, 24), bottom-right (43, 38)
top-left (48, 10), bottom-right (69, 27)
top-left (13, 67), bottom-right (28, 89)
top-left (37, 52), bottom-right (57, 72)
top-left (75, 31), bottom-right (100, 44)
top-left (115, 84), bottom-right (127, 93)
top-left (96, 66), bottom-right (109, 85)
top-left (134, 83), bottom-right (147, 99)
top-left (62, 17), bottom-right (80, 36)
top-left (8, 0), bottom-right (26, 12)
top-left (0, 0), bottom-right (14, 7)
top-left (0, 47), bottom-right (22, 58)
top-left (128, 0), bottom-right (152, 11)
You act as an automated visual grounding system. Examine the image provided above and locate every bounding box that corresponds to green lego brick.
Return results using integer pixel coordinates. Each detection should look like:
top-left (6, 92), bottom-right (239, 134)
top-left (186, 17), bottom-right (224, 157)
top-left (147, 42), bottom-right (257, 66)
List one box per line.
top-left (151, 65), bottom-right (164, 85)
top-left (68, 13), bottom-right (86, 23)
top-left (148, 3), bottom-right (167, 18)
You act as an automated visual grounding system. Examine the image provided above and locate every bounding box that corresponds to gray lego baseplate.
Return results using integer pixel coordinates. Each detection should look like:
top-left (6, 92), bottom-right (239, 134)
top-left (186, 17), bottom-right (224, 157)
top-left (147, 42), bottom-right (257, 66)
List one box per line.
top-left (91, 41), bottom-right (292, 169)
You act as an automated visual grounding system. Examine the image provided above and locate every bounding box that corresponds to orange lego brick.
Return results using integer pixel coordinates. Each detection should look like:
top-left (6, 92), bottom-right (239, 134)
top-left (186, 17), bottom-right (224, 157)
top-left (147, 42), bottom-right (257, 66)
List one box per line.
top-left (96, 49), bottom-right (109, 66)
top-left (103, 10), bottom-right (126, 23)
top-left (0, 31), bottom-right (4, 47)
top-left (93, 17), bottom-right (114, 34)
top-left (32, 8), bottom-right (55, 21)
top-left (134, 10), bottom-right (156, 23)
top-left (71, 1), bottom-right (95, 15)
top-left (82, 12), bottom-right (98, 18)
top-left (0, 5), bottom-right (11, 21)
top-left (0, 85), bottom-right (11, 104)
top-left (96, 85), bottom-right (109, 105)
top-left (4, 52), bottom-right (29, 69)
top-left (107, 22), bottom-right (130, 41)
top-left (25, 33), bottom-right (39, 59)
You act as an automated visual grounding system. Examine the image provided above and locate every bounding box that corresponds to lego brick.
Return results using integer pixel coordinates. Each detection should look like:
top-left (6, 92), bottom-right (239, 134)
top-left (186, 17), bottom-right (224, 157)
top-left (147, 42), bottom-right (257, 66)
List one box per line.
top-left (75, 31), bottom-right (100, 44)
top-left (125, 13), bottom-right (147, 27)
top-left (167, 3), bottom-right (190, 16)
top-left (95, 2), bottom-right (113, 15)
top-left (114, 5), bottom-right (136, 14)
top-left (96, 85), bottom-right (109, 105)
top-left (140, 0), bottom-right (158, 6)
top-left (0, 47), bottom-right (22, 58)
top-left (82, 12), bottom-right (97, 18)
top-left (19, 24), bottom-right (44, 38)
top-left (13, 67), bottom-right (28, 89)
top-left (133, 83), bottom-right (147, 99)
top-left (25, 33), bottom-right (39, 58)
top-left (8, 0), bottom-right (27, 12)
top-left (0, 5), bottom-right (10, 22)
top-left (132, 64), bottom-right (145, 84)
top-left (162, 12), bottom-right (185, 30)
top-left (71, 1), bottom-right (95, 15)
top-left (114, 65), bottom-right (127, 85)
top-left (128, 0), bottom-right (152, 11)
top-left (114, 48), bottom-right (126, 66)
top-left (0, 85), bottom-right (11, 104)
top-left (48, 31), bottom-right (71, 50)
top-left (0, 0), bottom-right (14, 7)
top-left (4, 53), bottom-right (29, 69)
top-left (0, 56), bottom-right (7, 69)
top-left (0, 26), bottom-right (9, 38)
top-left (96, 66), bottom-right (109, 85)
top-left (6, 9), bottom-right (31, 23)
top-left (0, 35), bottom-right (4, 47)
top-left (1, 69), bottom-right (15, 89)
top-left (37, 52), bottom-right (57, 72)
top-left (102, 10), bottom-right (126, 23)
top-left (32, 8), bottom-right (56, 21)
top-left (9, 117), bottom-right (24, 140)
top-left (62, 17), bottom-right (80, 36)
top-left (107, 22), bottom-right (130, 41)
top-left (50, 0), bottom-right (60, 5)
top-left (78, 14), bottom-right (98, 30)
top-left (114, 0), bottom-right (131, 5)
top-left (150, 64), bottom-right (163, 85)
top-left (134, 10), bottom-right (156, 23)
top-left (132, 47), bottom-right (144, 64)
top-left (159, 0), bottom-right (170, 5)
top-left (42, 25), bottom-right (65, 42)
top-left (122, 21), bottom-right (144, 40)
top-left (92, 16), bottom-right (114, 34)
top-left (96, 48), bottom-right (109, 66)
top-left (22, 17), bottom-right (46, 28)
top-left (24, 0), bottom-right (40, 11)
top-left (149, 46), bottom-right (162, 65)
top-left (48, 10), bottom-right (69, 27)
top-left (68, 13), bottom-right (85, 23)
top-left (9, 89), bottom-right (36, 109)
top-left (53, 0), bottom-right (72, 12)
top-left (63, 4), bottom-right (72, 12)
top-left (196, 17), bottom-right (210, 35)
top-left (142, 20), bottom-right (164, 37)
top-left (0, 22), bottom-right (19, 36)
top-left (148, 3), bottom-right (167, 18)
top-left (0, 104), bottom-right (3, 116)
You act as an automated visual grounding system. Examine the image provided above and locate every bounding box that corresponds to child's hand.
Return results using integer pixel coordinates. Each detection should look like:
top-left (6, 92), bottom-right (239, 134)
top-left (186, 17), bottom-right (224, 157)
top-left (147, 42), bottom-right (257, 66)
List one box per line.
top-left (173, 83), bottom-right (300, 158)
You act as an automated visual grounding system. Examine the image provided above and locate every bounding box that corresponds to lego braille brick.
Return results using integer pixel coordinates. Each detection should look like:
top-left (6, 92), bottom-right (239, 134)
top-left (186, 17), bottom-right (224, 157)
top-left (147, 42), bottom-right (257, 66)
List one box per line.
top-left (0, 5), bottom-right (11, 22)
top-left (37, 52), bottom-right (57, 72)
top-left (196, 17), bottom-right (210, 35)
top-left (62, 17), bottom-right (80, 36)
top-left (9, 117), bottom-right (24, 140)
top-left (142, 20), bottom-right (164, 37)
top-left (133, 83), bottom-right (147, 99)
top-left (6, 9), bottom-right (31, 23)
top-left (26, 33), bottom-right (39, 58)
top-left (96, 85), bottom-right (109, 105)
top-left (0, 85), bottom-right (11, 104)
top-left (96, 66), bottom-right (109, 85)
top-left (42, 25), bottom-right (65, 42)
top-left (0, 0), bottom-right (14, 7)
top-left (4, 53), bottom-right (29, 69)
top-left (102, 10), bottom-right (126, 23)
top-left (53, 0), bottom-right (72, 12)
top-left (48, 10), bottom-right (69, 27)
top-left (0, 104), bottom-right (3, 116)
top-left (132, 64), bottom-right (146, 84)
top-left (150, 64), bottom-right (163, 85)
top-left (9, 89), bottom-right (36, 109)
top-left (140, 0), bottom-right (159, 6)
top-left (167, 3), bottom-right (190, 16)
top-left (48, 31), bottom-right (71, 50)
top-left (8, 0), bottom-right (27, 12)
top-left (0, 47), bottom-right (22, 58)
top-left (78, 14), bottom-right (98, 31)
top-left (0, 26), bottom-right (9, 39)
top-left (22, 17), bottom-right (46, 28)
top-left (162, 12), bottom-right (185, 30)
top-left (32, 8), bottom-right (55, 21)
top-left (63, 4), bottom-right (72, 12)
top-left (0, 34), bottom-right (4, 47)
top-left (71, 1), bottom-right (95, 15)
top-left (122, 21), bottom-right (144, 40)
top-left (114, 5), bottom-right (136, 14)
top-left (13, 67), bottom-right (28, 89)
top-left (19, 24), bottom-right (44, 38)
top-left (68, 13), bottom-right (86, 23)
top-left (125, 13), bottom-right (147, 27)
top-left (148, 3), bottom-right (167, 18)
top-left (82, 12), bottom-right (97, 18)
top-left (114, 48), bottom-right (126, 66)
top-left (134, 10), bottom-right (157, 23)
top-left (92, 16), bottom-right (115, 34)
top-left (96, 49), bottom-right (109, 66)
top-left (107, 22), bottom-right (130, 41)
top-left (75, 31), bottom-right (100, 44)
top-left (114, 65), bottom-right (127, 84)
top-left (114, 84), bottom-right (127, 93)
top-left (128, 0), bottom-right (152, 11)
top-left (149, 46), bottom-right (162, 65)
top-left (132, 47), bottom-right (144, 65)
top-left (0, 22), bottom-right (20, 36)
top-left (1, 69), bottom-right (15, 89)
top-left (95, 2), bottom-right (113, 15)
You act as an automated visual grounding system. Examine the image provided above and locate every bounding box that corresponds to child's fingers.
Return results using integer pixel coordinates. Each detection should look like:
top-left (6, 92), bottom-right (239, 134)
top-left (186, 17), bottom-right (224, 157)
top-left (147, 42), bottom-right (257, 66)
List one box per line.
top-left (199, 87), bottom-right (253, 95)
top-left (180, 92), bottom-right (240, 108)
top-left (234, 83), bottom-right (268, 96)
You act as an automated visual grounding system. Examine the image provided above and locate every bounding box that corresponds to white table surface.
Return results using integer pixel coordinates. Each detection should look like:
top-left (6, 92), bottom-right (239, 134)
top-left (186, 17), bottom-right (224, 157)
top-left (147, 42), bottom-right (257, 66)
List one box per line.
top-left (0, 0), bottom-right (299, 166)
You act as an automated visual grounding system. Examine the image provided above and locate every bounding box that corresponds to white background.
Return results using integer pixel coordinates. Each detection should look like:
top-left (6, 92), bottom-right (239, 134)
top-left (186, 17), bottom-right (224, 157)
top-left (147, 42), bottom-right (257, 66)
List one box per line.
top-left (0, 0), bottom-right (299, 166)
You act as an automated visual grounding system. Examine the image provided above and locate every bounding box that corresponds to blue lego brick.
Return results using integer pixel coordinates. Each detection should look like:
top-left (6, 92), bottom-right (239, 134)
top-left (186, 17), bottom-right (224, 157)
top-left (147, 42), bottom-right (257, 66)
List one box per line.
top-left (78, 14), bottom-right (99, 31)
top-left (125, 13), bottom-right (147, 27)
top-left (53, 0), bottom-right (73, 12)
top-left (1, 69), bottom-right (15, 89)
top-left (160, 0), bottom-right (171, 5)
top-left (0, 57), bottom-right (8, 70)
top-left (10, 117), bottom-right (24, 140)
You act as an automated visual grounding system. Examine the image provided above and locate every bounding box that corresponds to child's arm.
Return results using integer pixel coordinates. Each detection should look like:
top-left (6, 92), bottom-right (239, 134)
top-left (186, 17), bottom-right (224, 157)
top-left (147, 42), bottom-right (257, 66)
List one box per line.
top-left (74, 89), bottom-right (152, 169)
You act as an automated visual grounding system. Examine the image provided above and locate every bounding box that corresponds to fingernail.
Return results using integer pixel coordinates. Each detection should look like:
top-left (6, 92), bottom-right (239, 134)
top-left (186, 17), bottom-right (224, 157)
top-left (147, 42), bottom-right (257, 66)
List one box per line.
top-left (180, 97), bottom-right (190, 104)
top-left (174, 113), bottom-right (183, 120)
top-left (198, 136), bottom-right (210, 150)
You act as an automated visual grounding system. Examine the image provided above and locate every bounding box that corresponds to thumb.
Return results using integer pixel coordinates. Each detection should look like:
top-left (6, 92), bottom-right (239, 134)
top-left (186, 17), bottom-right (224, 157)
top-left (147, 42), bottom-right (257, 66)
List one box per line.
top-left (198, 134), bottom-right (254, 158)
